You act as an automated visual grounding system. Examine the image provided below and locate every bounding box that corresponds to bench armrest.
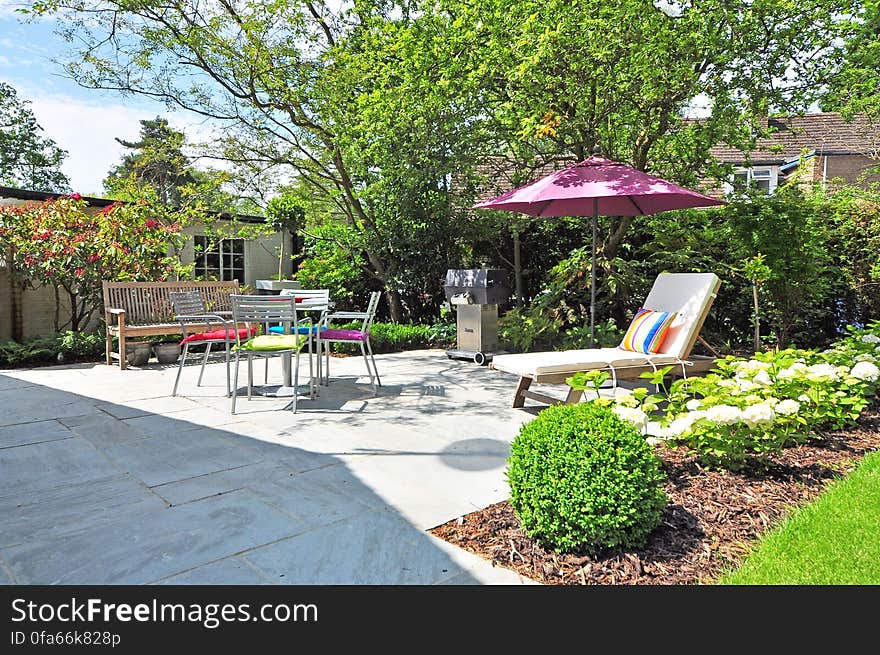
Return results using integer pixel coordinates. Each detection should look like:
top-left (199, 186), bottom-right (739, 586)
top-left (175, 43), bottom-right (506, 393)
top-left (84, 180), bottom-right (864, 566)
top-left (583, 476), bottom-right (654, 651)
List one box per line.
top-left (106, 308), bottom-right (126, 316)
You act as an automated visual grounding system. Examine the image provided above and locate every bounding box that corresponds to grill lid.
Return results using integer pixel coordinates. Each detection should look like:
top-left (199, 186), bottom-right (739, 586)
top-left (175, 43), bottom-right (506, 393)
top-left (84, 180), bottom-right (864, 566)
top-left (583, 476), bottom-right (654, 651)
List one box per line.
top-left (444, 269), bottom-right (508, 304)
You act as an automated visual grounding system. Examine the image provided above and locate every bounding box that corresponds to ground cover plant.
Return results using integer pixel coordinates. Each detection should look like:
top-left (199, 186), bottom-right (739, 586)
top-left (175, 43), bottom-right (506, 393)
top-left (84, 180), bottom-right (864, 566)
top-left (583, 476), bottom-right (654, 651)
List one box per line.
top-left (0, 331), bottom-right (104, 368)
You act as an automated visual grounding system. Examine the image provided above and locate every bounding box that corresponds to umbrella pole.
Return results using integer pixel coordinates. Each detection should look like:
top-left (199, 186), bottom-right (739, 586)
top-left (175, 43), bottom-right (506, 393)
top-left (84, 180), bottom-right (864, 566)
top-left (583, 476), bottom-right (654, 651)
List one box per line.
top-left (590, 204), bottom-right (597, 349)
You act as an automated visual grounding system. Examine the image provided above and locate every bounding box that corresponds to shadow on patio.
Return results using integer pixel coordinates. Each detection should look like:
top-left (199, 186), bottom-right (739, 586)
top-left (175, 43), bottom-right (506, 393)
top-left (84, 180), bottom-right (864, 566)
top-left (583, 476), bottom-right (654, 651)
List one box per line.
top-left (0, 367), bottom-right (533, 585)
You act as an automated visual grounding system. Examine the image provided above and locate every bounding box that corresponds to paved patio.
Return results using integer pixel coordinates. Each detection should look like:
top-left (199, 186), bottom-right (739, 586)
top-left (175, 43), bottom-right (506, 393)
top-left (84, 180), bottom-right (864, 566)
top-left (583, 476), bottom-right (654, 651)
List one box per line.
top-left (0, 349), bottom-right (550, 585)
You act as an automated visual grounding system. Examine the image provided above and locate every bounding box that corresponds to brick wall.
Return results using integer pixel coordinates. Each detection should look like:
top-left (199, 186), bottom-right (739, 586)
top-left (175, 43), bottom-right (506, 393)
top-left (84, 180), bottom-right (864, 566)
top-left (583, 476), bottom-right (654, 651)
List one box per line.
top-left (821, 154), bottom-right (880, 186)
top-left (0, 269), bottom-right (95, 341)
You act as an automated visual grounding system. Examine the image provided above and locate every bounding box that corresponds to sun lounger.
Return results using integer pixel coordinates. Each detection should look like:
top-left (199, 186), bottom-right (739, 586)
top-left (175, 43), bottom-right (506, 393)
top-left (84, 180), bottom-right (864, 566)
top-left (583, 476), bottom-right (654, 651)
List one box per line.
top-left (490, 272), bottom-right (721, 407)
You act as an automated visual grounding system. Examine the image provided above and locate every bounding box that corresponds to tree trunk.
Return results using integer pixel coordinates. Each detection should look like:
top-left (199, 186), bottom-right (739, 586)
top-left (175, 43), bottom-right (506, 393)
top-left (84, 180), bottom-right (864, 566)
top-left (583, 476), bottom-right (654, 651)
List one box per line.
top-left (752, 282), bottom-right (760, 353)
top-left (53, 284), bottom-right (61, 333)
top-left (384, 287), bottom-right (404, 323)
top-left (68, 287), bottom-right (80, 333)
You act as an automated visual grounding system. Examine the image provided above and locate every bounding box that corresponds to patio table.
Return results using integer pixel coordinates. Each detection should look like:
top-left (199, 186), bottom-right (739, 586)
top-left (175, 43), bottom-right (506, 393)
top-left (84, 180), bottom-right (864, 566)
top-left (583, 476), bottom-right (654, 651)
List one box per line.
top-left (262, 296), bottom-right (331, 399)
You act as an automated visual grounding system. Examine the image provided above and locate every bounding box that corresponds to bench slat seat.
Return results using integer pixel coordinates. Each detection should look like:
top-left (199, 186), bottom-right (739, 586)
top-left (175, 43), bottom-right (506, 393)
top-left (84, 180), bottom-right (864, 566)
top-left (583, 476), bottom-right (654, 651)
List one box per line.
top-left (102, 280), bottom-right (240, 369)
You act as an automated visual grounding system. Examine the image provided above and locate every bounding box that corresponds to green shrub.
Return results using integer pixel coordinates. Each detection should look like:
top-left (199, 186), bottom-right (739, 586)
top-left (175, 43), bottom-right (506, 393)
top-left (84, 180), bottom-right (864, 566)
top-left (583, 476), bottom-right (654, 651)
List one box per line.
top-left (499, 306), bottom-right (621, 352)
top-left (0, 331), bottom-right (104, 368)
top-left (507, 403), bottom-right (667, 554)
top-left (326, 321), bottom-right (454, 354)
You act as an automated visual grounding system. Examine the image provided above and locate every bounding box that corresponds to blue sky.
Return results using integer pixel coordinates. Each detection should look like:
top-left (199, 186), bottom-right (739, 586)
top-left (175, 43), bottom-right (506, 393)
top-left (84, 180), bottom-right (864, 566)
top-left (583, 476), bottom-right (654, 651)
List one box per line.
top-left (0, 1), bottom-right (208, 194)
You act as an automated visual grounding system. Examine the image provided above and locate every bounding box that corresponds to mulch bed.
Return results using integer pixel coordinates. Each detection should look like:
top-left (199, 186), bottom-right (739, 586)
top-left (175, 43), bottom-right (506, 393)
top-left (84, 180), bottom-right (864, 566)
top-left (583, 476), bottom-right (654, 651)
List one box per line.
top-left (429, 404), bottom-right (880, 585)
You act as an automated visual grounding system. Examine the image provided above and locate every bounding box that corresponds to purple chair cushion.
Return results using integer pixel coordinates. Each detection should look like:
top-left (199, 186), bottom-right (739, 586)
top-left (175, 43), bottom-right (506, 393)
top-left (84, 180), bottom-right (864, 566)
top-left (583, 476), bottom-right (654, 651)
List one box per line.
top-left (320, 329), bottom-right (366, 341)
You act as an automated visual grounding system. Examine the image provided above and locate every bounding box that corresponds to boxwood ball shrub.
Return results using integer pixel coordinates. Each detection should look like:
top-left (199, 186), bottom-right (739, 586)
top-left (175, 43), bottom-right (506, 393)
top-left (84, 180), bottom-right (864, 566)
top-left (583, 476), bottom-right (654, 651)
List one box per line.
top-left (507, 402), bottom-right (667, 554)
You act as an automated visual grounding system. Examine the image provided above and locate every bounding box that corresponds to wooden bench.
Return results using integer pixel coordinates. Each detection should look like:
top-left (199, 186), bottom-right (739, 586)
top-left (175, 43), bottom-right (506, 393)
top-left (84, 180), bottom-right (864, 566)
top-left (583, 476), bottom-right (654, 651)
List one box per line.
top-left (103, 280), bottom-right (240, 369)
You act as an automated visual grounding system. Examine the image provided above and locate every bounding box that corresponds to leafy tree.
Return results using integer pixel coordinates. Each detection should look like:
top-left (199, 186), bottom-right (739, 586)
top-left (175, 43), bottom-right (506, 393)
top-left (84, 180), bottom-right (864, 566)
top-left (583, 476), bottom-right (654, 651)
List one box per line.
top-left (0, 195), bottom-right (188, 331)
top-left (104, 117), bottom-right (196, 206)
top-left (0, 81), bottom-right (69, 191)
top-left (265, 194), bottom-right (305, 279)
top-left (446, 0), bottom-right (859, 307)
top-left (30, 1), bottom-right (492, 322)
top-left (824, 1), bottom-right (880, 118)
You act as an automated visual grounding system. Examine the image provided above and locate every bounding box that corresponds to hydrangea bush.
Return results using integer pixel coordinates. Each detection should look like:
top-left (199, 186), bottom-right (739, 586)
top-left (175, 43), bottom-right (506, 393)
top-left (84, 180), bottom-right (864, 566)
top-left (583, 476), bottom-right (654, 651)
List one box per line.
top-left (568, 321), bottom-right (880, 471)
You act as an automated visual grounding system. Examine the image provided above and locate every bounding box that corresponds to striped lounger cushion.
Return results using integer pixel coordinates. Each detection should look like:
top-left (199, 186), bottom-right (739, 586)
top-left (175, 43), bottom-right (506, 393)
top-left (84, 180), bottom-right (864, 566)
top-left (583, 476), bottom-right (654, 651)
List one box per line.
top-left (619, 308), bottom-right (676, 354)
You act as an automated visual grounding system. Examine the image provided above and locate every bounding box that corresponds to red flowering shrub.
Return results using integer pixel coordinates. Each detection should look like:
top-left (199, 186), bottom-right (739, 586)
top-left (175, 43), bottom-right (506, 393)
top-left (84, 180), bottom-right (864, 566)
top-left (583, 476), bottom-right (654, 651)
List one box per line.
top-left (0, 196), bottom-right (188, 331)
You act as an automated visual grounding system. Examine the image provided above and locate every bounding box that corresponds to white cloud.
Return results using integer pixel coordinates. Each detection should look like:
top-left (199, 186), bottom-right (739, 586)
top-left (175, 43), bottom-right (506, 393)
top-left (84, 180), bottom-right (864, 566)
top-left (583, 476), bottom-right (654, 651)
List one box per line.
top-left (23, 91), bottom-right (158, 194)
top-left (19, 88), bottom-right (222, 195)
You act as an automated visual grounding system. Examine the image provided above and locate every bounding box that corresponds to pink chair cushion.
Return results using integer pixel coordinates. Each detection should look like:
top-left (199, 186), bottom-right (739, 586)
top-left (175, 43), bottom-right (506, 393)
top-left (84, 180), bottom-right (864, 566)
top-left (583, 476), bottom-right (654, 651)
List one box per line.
top-left (320, 329), bottom-right (366, 341)
top-left (181, 326), bottom-right (257, 345)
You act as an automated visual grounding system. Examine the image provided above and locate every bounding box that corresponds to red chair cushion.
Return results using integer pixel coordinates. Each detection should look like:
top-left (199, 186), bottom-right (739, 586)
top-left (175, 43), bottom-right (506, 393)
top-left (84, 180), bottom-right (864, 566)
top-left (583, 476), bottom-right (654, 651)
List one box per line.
top-left (181, 326), bottom-right (257, 345)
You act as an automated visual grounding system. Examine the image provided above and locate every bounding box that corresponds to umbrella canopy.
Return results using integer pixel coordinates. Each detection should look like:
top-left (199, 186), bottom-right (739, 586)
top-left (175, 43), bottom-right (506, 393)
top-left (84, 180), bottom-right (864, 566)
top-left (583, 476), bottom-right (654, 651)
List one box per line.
top-left (473, 155), bottom-right (725, 345)
top-left (473, 155), bottom-right (725, 216)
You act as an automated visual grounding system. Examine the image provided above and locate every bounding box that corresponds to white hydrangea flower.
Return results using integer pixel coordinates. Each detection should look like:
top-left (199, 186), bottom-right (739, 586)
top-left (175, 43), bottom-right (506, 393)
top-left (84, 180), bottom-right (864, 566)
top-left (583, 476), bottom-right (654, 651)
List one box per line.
top-left (851, 361), bottom-right (880, 382)
top-left (742, 403), bottom-right (776, 427)
top-left (661, 411), bottom-right (705, 437)
top-left (777, 362), bottom-right (808, 380)
top-left (738, 379), bottom-right (758, 392)
top-left (735, 359), bottom-right (771, 375)
top-left (798, 394), bottom-right (811, 403)
top-left (806, 363), bottom-right (839, 382)
top-left (717, 379), bottom-right (738, 389)
top-left (763, 396), bottom-right (780, 407)
top-left (646, 436), bottom-right (662, 446)
top-left (612, 405), bottom-right (648, 432)
top-left (705, 404), bottom-right (742, 425)
top-left (860, 333), bottom-right (880, 344)
top-left (775, 399), bottom-right (801, 416)
top-left (685, 399), bottom-right (702, 411)
top-left (613, 388), bottom-right (639, 408)
top-left (855, 354), bottom-right (876, 363)
top-left (753, 369), bottom-right (773, 386)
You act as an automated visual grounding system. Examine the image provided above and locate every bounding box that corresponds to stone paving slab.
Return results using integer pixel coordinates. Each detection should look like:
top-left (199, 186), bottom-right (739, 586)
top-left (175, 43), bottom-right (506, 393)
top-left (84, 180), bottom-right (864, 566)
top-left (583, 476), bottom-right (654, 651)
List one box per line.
top-left (60, 412), bottom-right (153, 448)
top-left (0, 556), bottom-right (15, 584)
top-left (0, 437), bottom-right (120, 497)
top-left (155, 557), bottom-right (277, 585)
top-left (97, 428), bottom-right (267, 488)
top-left (241, 509), bottom-right (478, 585)
top-left (0, 475), bottom-right (166, 549)
top-left (0, 387), bottom-right (97, 427)
top-left (151, 461), bottom-right (288, 507)
top-left (0, 419), bottom-right (73, 449)
top-left (3, 490), bottom-right (307, 584)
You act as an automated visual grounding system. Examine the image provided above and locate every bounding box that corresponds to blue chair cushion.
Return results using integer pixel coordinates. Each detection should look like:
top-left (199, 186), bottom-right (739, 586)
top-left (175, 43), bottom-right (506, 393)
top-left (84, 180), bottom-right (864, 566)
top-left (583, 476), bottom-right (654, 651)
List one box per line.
top-left (268, 324), bottom-right (327, 335)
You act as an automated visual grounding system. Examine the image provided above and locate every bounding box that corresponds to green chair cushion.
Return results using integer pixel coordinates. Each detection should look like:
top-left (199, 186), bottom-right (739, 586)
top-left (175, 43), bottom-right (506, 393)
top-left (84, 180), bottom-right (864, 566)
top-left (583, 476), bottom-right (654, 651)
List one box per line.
top-left (235, 334), bottom-right (303, 352)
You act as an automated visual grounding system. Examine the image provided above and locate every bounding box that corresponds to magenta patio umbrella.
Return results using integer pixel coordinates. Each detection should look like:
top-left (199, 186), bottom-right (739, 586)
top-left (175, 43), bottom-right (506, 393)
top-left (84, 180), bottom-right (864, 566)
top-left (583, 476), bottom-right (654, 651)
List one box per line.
top-left (473, 154), bottom-right (725, 346)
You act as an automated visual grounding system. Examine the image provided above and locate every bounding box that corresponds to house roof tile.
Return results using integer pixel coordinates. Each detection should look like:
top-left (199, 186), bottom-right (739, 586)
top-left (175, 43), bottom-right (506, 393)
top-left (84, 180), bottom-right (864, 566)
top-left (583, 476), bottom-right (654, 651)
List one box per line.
top-left (710, 112), bottom-right (880, 165)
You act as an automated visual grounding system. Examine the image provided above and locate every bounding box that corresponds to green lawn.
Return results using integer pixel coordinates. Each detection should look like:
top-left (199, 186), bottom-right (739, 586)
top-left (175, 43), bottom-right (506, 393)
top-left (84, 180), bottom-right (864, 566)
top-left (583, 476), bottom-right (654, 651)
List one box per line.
top-left (719, 449), bottom-right (880, 585)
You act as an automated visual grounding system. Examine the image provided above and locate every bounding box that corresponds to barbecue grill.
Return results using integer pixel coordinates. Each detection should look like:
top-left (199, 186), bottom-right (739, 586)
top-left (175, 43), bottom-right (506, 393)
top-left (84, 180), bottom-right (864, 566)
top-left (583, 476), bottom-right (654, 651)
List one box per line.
top-left (443, 269), bottom-right (509, 365)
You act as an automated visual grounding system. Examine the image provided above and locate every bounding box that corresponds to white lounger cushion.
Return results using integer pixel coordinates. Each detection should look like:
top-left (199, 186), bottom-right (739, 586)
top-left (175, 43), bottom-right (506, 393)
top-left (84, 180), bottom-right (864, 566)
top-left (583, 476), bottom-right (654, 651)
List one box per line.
top-left (490, 272), bottom-right (720, 378)
top-left (491, 348), bottom-right (680, 376)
